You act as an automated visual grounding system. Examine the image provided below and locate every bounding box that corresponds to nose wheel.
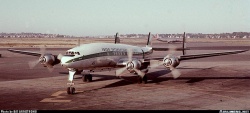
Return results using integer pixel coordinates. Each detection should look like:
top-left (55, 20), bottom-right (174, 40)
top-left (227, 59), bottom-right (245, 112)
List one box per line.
top-left (67, 87), bottom-right (75, 94)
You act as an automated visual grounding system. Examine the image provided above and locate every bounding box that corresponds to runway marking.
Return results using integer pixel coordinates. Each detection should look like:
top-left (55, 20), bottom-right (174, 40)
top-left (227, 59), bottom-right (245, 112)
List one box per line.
top-left (40, 91), bottom-right (71, 103)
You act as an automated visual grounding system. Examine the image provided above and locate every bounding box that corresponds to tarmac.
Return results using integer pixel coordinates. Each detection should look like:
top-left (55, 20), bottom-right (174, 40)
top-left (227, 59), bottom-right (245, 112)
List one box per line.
top-left (0, 42), bottom-right (250, 110)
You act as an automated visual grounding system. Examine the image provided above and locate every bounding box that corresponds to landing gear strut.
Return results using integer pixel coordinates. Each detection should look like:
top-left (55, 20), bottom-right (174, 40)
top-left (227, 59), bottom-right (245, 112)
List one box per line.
top-left (67, 69), bottom-right (76, 95)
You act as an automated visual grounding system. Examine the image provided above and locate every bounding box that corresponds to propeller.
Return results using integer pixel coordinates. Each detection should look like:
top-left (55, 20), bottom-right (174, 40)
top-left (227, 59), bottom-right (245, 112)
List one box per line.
top-left (149, 44), bottom-right (177, 68)
top-left (28, 46), bottom-right (54, 72)
top-left (115, 48), bottom-right (132, 76)
top-left (77, 38), bottom-right (80, 46)
top-left (115, 48), bottom-right (145, 77)
top-left (28, 59), bottom-right (41, 70)
top-left (170, 67), bottom-right (181, 79)
top-left (46, 64), bottom-right (54, 72)
top-left (28, 47), bottom-right (46, 69)
top-left (149, 45), bottom-right (181, 79)
top-left (57, 53), bottom-right (64, 60)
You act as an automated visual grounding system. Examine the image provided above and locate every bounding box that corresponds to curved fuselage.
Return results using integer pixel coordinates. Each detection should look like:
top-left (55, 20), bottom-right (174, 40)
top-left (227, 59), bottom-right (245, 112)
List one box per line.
top-left (157, 38), bottom-right (182, 43)
top-left (60, 43), bottom-right (152, 71)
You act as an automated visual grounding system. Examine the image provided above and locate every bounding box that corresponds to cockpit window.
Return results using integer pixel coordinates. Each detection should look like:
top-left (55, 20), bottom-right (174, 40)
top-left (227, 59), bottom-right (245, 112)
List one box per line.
top-left (75, 52), bottom-right (80, 55)
top-left (65, 51), bottom-right (80, 55)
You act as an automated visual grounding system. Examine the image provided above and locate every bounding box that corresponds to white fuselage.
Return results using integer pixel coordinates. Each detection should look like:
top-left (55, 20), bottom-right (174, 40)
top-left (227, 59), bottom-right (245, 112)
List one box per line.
top-left (156, 38), bottom-right (182, 43)
top-left (60, 43), bottom-right (152, 71)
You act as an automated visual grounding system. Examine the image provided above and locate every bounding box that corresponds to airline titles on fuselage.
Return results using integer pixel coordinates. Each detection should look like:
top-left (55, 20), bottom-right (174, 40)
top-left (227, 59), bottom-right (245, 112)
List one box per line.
top-left (101, 48), bottom-right (141, 55)
top-left (102, 48), bottom-right (127, 52)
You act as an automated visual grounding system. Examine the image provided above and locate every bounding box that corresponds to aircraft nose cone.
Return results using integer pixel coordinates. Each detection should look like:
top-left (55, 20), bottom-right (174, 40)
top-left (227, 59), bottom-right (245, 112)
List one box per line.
top-left (60, 56), bottom-right (70, 68)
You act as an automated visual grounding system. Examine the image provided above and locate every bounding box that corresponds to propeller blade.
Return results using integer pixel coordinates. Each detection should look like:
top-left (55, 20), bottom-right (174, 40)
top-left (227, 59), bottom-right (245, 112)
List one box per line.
top-left (134, 69), bottom-right (145, 77)
top-left (40, 46), bottom-right (46, 56)
top-left (116, 48), bottom-right (145, 77)
top-left (116, 67), bottom-right (127, 76)
top-left (46, 65), bottom-right (54, 73)
top-left (78, 38), bottom-right (80, 46)
top-left (28, 60), bottom-right (40, 69)
top-left (127, 48), bottom-right (133, 62)
top-left (167, 44), bottom-right (177, 54)
top-left (149, 60), bottom-right (163, 68)
top-left (57, 53), bottom-right (63, 60)
top-left (171, 68), bottom-right (181, 79)
top-left (28, 47), bottom-right (46, 69)
top-left (169, 66), bottom-right (181, 79)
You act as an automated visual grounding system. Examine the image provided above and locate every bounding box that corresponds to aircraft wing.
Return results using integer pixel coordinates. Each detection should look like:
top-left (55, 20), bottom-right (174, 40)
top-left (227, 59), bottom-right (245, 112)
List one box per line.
top-left (178, 49), bottom-right (248, 61)
top-left (152, 47), bottom-right (189, 51)
top-left (8, 49), bottom-right (41, 57)
top-left (144, 49), bottom-right (248, 61)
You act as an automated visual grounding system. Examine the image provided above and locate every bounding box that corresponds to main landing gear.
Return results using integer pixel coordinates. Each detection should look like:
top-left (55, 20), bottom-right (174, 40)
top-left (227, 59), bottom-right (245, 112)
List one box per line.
top-left (137, 75), bottom-right (148, 84)
top-left (136, 69), bottom-right (148, 84)
top-left (67, 69), bottom-right (93, 94)
top-left (82, 74), bottom-right (93, 82)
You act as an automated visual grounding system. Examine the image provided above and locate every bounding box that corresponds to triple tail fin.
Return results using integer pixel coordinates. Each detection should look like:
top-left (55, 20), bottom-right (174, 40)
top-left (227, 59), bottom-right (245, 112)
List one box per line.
top-left (146, 32), bottom-right (152, 47)
top-left (182, 32), bottom-right (187, 55)
top-left (77, 38), bottom-right (80, 46)
top-left (115, 32), bottom-right (120, 44)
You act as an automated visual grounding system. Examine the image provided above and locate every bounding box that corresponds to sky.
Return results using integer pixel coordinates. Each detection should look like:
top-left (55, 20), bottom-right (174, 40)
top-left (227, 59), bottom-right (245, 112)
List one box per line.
top-left (0, 0), bottom-right (249, 36)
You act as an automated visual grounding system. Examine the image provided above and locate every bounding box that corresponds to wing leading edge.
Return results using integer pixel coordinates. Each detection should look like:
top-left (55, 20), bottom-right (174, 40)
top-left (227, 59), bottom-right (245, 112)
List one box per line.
top-left (8, 49), bottom-right (41, 57)
top-left (144, 49), bottom-right (248, 61)
top-left (179, 49), bottom-right (248, 61)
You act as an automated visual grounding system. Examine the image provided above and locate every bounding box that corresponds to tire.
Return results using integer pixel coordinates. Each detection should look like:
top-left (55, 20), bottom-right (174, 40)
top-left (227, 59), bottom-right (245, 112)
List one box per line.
top-left (137, 77), bottom-right (142, 84)
top-left (72, 87), bottom-right (75, 94)
top-left (142, 76), bottom-right (148, 84)
top-left (82, 75), bottom-right (87, 82)
top-left (67, 87), bottom-right (71, 94)
top-left (86, 74), bottom-right (92, 82)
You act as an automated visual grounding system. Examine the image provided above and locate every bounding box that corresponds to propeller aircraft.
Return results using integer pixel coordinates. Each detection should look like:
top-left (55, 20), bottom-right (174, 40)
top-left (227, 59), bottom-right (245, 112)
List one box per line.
top-left (8, 32), bottom-right (248, 94)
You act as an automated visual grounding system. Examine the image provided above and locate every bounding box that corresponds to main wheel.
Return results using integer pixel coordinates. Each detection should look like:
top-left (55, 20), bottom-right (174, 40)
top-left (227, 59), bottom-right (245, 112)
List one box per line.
top-left (137, 76), bottom-right (142, 84)
top-left (67, 87), bottom-right (71, 94)
top-left (86, 74), bottom-right (92, 82)
top-left (82, 75), bottom-right (87, 82)
top-left (137, 76), bottom-right (148, 84)
top-left (142, 75), bottom-right (148, 84)
top-left (72, 87), bottom-right (75, 94)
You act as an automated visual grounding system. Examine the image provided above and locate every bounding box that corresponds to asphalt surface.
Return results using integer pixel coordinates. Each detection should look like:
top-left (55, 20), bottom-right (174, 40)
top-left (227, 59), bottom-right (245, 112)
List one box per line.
top-left (0, 42), bottom-right (250, 110)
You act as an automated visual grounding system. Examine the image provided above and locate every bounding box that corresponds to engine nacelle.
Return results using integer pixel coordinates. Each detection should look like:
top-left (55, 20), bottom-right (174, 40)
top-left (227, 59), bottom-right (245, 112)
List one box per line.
top-left (163, 55), bottom-right (180, 69)
top-left (126, 60), bottom-right (142, 73)
top-left (39, 54), bottom-right (60, 67)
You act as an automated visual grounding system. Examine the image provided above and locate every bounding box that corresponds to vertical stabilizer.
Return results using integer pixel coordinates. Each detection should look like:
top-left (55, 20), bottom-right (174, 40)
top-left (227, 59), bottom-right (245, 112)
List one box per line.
top-left (182, 32), bottom-right (186, 55)
top-left (115, 32), bottom-right (120, 44)
top-left (77, 38), bottom-right (80, 46)
top-left (146, 32), bottom-right (152, 47)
